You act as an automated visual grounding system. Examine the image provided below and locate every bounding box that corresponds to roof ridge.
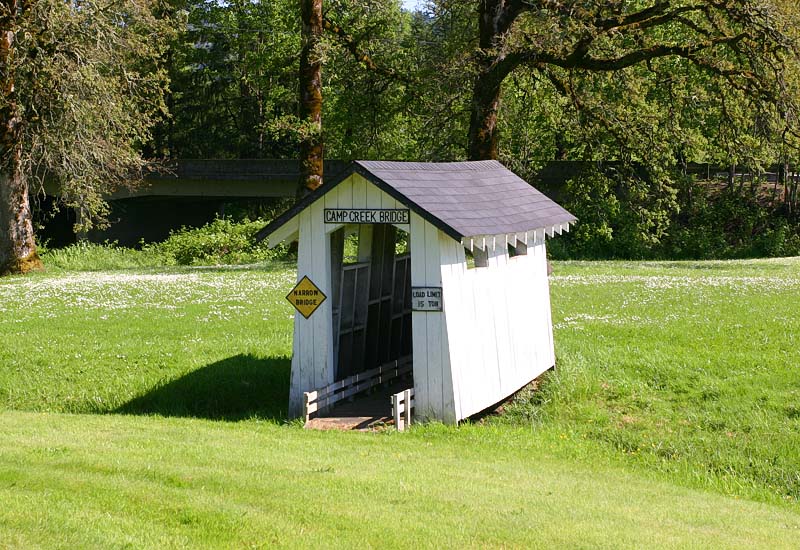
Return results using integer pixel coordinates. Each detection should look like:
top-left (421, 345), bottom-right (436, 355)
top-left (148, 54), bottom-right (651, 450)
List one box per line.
top-left (355, 160), bottom-right (502, 172)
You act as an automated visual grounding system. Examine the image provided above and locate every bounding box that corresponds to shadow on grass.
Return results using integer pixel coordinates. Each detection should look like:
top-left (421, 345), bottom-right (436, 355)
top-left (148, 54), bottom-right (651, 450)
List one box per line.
top-left (115, 354), bottom-right (290, 421)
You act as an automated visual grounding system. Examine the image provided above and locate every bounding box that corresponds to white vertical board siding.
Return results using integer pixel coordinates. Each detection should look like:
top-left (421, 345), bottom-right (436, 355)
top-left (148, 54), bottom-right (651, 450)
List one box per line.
top-left (351, 174), bottom-right (367, 209)
top-left (409, 212), bottom-right (430, 418)
top-left (423, 219), bottom-right (444, 419)
top-left (438, 235), bottom-right (468, 421)
top-left (380, 183), bottom-right (396, 209)
top-left (409, 213), bottom-right (456, 422)
top-left (323, 177), bottom-right (341, 211)
top-left (309, 199), bottom-right (334, 393)
top-left (365, 177), bottom-right (383, 212)
top-left (531, 241), bottom-right (556, 367)
top-left (289, 173), bottom-right (414, 418)
top-left (337, 175), bottom-right (354, 212)
top-left (487, 243), bottom-right (515, 397)
top-left (289, 207), bottom-right (314, 417)
top-left (289, 202), bottom-right (336, 418)
top-left (442, 235), bottom-right (556, 421)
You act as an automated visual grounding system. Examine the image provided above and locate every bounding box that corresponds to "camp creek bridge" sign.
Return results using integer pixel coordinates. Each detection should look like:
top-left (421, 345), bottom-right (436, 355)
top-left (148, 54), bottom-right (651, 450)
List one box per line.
top-left (324, 208), bottom-right (410, 225)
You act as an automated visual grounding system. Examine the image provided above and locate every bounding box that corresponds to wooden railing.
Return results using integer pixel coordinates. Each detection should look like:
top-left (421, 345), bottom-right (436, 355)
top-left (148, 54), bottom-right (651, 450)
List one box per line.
top-left (391, 388), bottom-right (414, 431)
top-left (303, 356), bottom-right (412, 423)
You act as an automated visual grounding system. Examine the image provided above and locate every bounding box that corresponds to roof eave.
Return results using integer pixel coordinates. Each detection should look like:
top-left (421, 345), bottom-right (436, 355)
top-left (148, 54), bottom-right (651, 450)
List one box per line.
top-left (460, 219), bottom-right (577, 251)
top-left (253, 164), bottom-right (359, 243)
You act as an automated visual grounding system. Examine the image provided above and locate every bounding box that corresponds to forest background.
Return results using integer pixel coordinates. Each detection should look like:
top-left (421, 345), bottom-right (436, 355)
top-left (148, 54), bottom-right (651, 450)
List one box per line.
top-left (4, 0), bottom-right (800, 272)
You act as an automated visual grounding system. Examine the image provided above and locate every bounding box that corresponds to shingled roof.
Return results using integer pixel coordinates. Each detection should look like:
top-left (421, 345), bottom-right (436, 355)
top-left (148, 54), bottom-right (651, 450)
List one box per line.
top-left (256, 160), bottom-right (576, 244)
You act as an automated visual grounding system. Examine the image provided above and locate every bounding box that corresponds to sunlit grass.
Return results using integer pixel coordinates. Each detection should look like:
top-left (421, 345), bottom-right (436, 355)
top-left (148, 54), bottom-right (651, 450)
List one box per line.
top-left (0, 265), bottom-right (295, 415)
top-left (1, 256), bottom-right (800, 546)
top-left (2, 411), bottom-right (799, 549)
top-left (496, 257), bottom-right (800, 505)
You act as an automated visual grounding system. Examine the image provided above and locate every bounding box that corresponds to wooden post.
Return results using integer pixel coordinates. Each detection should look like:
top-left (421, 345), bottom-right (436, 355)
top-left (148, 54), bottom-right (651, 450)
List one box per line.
top-left (392, 392), bottom-right (402, 430)
top-left (403, 389), bottom-right (412, 428)
top-left (303, 392), bottom-right (311, 423)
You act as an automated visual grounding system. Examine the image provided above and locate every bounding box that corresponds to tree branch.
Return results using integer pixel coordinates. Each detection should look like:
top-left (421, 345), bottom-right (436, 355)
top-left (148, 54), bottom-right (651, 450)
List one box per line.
top-left (322, 16), bottom-right (415, 85)
top-left (530, 32), bottom-right (751, 72)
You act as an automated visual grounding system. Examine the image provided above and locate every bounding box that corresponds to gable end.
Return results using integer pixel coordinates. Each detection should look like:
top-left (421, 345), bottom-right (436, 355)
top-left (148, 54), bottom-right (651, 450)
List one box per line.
top-left (255, 162), bottom-right (463, 243)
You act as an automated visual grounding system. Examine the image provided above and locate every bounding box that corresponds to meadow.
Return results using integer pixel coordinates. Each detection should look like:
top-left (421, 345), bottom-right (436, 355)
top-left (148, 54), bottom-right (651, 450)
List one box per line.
top-left (1, 253), bottom-right (799, 547)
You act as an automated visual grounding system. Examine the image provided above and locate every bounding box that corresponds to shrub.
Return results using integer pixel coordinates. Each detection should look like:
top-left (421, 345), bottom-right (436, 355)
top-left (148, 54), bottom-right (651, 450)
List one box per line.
top-left (662, 184), bottom-right (800, 259)
top-left (550, 165), bottom-right (800, 260)
top-left (41, 217), bottom-right (293, 270)
top-left (146, 217), bottom-right (291, 266)
top-left (551, 165), bottom-right (678, 259)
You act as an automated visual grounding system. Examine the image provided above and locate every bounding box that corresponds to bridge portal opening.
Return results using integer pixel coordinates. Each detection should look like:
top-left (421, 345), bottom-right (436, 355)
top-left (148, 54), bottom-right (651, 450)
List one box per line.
top-left (329, 223), bottom-right (412, 383)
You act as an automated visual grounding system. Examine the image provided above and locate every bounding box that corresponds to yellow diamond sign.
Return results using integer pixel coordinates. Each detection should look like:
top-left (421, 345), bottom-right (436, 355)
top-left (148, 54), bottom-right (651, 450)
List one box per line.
top-left (286, 275), bottom-right (327, 319)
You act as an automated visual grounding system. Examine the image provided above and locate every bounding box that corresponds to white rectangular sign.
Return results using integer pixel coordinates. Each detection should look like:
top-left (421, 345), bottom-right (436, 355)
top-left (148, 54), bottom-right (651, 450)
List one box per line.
top-left (324, 208), bottom-right (410, 225)
top-left (411, 287), bottom-right (443, 312)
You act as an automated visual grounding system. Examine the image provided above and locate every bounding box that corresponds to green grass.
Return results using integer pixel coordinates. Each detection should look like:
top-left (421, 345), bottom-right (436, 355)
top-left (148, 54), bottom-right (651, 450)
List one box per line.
top-left (2, 411), bottom-right (799, 549)
top-left (0, 264), bottom-right (295, 416)
top-left (1, 256), bottom-right (800, 546)
top-left (504, 257), bottom-right (800, 505)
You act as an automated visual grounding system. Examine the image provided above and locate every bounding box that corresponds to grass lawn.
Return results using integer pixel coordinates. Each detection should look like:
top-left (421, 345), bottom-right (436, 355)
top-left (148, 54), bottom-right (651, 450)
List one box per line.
top-left (536, 258), bottom-right (800, 504)
top-left (0, 265), bottom-right (297, 418)
top-left (1, 257), bottom-right (799, 546)
top-left (2, 411), bottom-right (799, 549)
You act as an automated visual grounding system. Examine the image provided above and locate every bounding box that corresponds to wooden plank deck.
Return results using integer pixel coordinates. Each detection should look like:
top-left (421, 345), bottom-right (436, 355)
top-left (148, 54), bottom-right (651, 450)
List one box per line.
top-left (305, 379), bottom-right (410, 431)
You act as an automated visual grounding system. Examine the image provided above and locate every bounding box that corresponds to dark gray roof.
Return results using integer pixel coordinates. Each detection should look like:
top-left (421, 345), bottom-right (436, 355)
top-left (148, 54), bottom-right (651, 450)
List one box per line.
top-left (256, 160), bottom-right (576, 242)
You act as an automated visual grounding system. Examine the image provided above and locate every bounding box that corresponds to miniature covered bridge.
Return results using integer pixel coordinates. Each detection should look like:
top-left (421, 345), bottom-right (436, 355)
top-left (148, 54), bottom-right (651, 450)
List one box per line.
top-left (257, 160), bottom-right (575, 425)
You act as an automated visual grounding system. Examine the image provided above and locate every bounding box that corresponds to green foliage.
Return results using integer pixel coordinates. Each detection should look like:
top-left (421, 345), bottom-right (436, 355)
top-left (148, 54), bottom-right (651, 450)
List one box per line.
top-left (14, 0), bottom-right (175, 233)
top-left (18, 0), bottom-right (800, 264)
top-left (552, 166), bottom-right (679, 259)
top-left (556, 168), bottom-right (619, 257)
top-left (551, 165), bottom-right (800, 260)
top-left (162, 0), bottom-right (423, 162)
top-left (146, 218), bottom-right (291, 266)
top-left (322, 1), bottom-right (426, 160)
top-left (665, 184), bottom-right (800, 259)
top-left (153, 0), bottom-right (800, 169)
top-left (160, 0), bottom-right (299, 159)
top-left (40, 217), bottom-right (293, 271)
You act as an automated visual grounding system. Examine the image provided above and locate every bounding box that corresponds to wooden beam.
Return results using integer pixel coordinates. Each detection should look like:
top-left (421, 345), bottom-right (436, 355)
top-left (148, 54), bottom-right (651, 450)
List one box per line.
top-left (268, 216), bottom-right (299, 248)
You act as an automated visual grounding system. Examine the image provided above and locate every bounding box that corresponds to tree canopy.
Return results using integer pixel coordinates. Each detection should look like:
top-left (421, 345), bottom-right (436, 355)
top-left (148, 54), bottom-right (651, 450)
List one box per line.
top-left (1, 0), bottom-right (172, 273)
top-left (156, 1), bottom-right (800, 170)
top-left (2, 0), bottom-right (800, 273)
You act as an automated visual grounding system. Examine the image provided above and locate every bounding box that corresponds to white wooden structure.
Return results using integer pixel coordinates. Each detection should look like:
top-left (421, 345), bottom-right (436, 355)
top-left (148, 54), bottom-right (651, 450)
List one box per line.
top-left (257, 161), bottom-right (575, 424)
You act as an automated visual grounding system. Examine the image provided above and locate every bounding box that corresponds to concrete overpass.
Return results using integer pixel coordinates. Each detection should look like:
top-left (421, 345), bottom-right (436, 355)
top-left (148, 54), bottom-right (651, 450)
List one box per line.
top-left (38, 160), bottom-right (349, 246)
top-left (110, 159), bottom-right (349, 200)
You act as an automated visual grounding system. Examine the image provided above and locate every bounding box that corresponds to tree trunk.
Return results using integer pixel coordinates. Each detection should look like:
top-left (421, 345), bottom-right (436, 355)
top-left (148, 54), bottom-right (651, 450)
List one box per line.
top-left (0, 0), bottom-right (42, 275)
top-left (299, 0), bottom-right (323, 193)
top-left (467, 0), bottom-right (519, 161)
top-left (468, 68), bottom-right (503, 161)
top-left (0, 162), bottom-right (40, 276)
top-left (784, 162), bottom-right (791, 211)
